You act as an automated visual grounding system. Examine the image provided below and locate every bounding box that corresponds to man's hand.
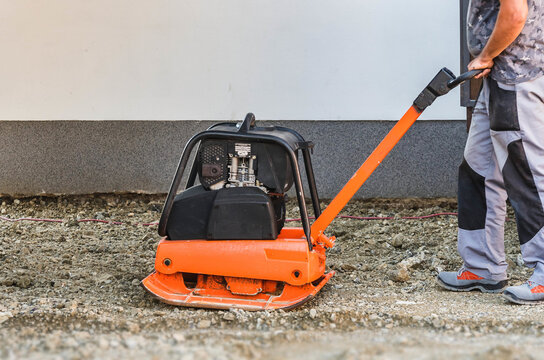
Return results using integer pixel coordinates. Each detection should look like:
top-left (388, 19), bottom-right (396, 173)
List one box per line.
top-left (469, 0), bottom-right (528, 79)
top-left (468, 56), bottom-right (494, 79)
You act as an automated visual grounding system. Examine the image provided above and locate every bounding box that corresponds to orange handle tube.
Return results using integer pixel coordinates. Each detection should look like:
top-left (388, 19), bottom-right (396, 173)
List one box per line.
top-left (310, 105), bottom-right (422, 242)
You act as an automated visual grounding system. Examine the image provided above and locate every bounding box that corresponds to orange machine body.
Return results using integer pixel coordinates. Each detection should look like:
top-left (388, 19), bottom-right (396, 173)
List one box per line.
top-left (142, 106), bottom-right (422, 310)
top-left (153, 228), bottom-right (327, 285)
top-left (142, 228), bottom-right (335, 310)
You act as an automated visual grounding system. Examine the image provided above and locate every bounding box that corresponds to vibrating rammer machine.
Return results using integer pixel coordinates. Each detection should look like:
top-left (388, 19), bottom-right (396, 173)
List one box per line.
top-left (142, 68), bottom-right (482, 310)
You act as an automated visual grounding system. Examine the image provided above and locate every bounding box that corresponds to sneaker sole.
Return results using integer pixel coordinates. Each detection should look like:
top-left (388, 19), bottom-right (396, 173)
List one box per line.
top-left (502, 291), bottom-right (544, 305)
top-left (436, 277), bottom-right (506, 294)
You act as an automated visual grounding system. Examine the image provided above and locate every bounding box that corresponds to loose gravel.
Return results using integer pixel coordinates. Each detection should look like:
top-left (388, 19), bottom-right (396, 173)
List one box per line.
top-left (0, 195), bottom-right (542, 359)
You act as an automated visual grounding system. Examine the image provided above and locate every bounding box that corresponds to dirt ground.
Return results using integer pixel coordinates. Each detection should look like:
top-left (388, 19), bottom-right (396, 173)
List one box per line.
top-left (1, 195), bottom-right (543, 359)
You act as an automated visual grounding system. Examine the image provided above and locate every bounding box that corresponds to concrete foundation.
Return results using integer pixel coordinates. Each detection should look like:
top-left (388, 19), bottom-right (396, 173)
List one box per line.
top-left (0, 120), bottom-right (467, 198)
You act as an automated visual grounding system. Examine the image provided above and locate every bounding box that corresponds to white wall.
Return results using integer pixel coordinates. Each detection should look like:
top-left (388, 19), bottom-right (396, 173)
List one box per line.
top-left (0, 1), bottom-right (463, 121)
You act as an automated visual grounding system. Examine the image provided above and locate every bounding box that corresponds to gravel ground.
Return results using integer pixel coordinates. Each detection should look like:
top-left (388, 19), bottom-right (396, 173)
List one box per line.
top-left (1, 195), bottom-right (543, 359)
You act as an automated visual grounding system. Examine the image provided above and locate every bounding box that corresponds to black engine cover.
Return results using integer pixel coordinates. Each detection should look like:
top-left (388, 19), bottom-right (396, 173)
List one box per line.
top-left (166, 186), bottom-right (279, 240)
top-left (207, 187), bottom-right (278, 240)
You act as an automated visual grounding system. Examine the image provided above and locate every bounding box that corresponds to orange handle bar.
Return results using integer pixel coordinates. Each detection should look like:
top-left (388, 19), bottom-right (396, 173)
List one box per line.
top-left (310, 105), bottom-right (422, 242)
top-left (309, 67), bottom-right (483, 244)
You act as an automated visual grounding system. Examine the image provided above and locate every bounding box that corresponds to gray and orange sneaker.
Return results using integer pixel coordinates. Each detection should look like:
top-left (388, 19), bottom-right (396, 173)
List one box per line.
top-left (503, 281), bottom-right (544, 305)
top-left (437, 268), bottom-right (507, 293)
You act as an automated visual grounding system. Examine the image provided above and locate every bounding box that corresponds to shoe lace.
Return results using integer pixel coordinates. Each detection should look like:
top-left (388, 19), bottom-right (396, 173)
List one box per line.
top-left (457, 267), bottom-right (467, 277)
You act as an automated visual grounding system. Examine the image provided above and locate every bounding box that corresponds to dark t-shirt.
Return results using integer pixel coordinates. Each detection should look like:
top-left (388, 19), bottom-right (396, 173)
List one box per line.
top-left (467, 0), bottom-right (544, 84)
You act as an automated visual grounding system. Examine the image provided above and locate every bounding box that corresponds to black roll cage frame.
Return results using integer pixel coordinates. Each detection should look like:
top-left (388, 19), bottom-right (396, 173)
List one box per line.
top-left (158, 115), bottom-right (322, 251)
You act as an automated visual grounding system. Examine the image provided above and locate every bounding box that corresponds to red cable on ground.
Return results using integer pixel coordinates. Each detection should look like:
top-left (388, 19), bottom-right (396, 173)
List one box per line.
top-left (0, 216), bottom-right (63, 223)
top-left (400, 212), bottom-right (458, 220)
top-left (284, 212), bottom-right (458, 222)
top-left (77, 219), bottom-right (122, 225)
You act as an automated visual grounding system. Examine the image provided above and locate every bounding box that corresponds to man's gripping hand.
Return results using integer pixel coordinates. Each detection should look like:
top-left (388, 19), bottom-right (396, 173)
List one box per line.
top-left (468, 56), bottom-right (494, 79)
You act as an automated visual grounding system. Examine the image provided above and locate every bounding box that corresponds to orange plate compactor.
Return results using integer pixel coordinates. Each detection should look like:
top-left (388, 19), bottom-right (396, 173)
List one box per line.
top-left (142, 68), bottom-right (482, 310)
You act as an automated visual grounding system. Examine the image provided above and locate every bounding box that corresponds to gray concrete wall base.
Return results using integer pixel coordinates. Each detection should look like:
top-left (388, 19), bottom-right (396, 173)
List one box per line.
top-left (0, 120), bottom-right (467, 198)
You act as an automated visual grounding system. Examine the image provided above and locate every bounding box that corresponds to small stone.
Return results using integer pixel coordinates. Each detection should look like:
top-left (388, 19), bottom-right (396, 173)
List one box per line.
top-left (128, 322), bottom-right (140, 333)
top-left (432, 318), bottom-right (442, 328)
top-left (98, 337), bottom-right (109, 350)
top-left (15, 275), bottom-right (32, 289)
top-left (197, 319), bottom-right (211, 329)
top-left (124, 337), bottom-right (139, 349)
top-left (66, 219), bottom-right (79, 227)
top-left (506, 258), bottom-right (516, 269)
top-left (1, 278), bottom-right (14, 286)
top-left (13, 199), bottom-right (20, 205)
top-left (309, 309), bottom-right (317, 319)
top-left (340, 264), bottom-right (357, 271)
top-left (400, 252), bottom-right (425, 269)
top-left (454, 326), bottom-right (462, 333)
top-left (516, 254), bottom-right (524, 267)
top-left (173, 333), bottom-right (186, 342)
top-left (0, 312), bottom-right (13, 324)
top-left (132, 279), bottom-right (140, 286)
top-left (394, 266), bottom-right (410, 282)
top-left (45, 336), bottom-right (62, 351)
top-left (390, 234), bottom-right (403, 248)
top-left (223, 312), bottom-right (235, 321)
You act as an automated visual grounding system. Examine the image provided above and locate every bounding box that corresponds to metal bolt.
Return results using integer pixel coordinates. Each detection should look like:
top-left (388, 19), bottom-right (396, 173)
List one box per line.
top-left (163, 258), bottom-right (172, 266)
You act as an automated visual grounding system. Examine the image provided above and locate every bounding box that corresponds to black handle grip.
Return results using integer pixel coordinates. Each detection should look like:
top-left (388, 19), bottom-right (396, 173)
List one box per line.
top-left (414, 67), bottom-right (486, 112)
top-left (447, 69), bottom-right (484, 89)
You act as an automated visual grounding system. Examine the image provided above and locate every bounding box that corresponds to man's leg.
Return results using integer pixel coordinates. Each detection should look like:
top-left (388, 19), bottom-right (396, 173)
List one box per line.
top-left (457, 80), bottom-right (509, 282)
top-left (498, 76), bottom-right (544, 303)
top-left (438, 79), bottom-right (509, 292)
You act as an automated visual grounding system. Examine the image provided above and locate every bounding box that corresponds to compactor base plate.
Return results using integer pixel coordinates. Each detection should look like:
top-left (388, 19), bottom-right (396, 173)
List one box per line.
top-left (142, 271), bottom-right (334, 311)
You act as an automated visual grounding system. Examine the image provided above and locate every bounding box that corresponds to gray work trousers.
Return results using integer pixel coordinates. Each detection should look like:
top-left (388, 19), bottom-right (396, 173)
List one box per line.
top-left (457, 75), bottom-right (544, 284)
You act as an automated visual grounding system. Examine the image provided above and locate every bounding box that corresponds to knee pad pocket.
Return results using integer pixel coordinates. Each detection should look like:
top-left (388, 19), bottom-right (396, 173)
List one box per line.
top-left (488, 79), bottom-right (519, 131)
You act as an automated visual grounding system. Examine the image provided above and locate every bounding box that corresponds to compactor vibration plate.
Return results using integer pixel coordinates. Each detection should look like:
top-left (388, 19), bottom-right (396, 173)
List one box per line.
top-left (141, 271), bottom-right (334, 311)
